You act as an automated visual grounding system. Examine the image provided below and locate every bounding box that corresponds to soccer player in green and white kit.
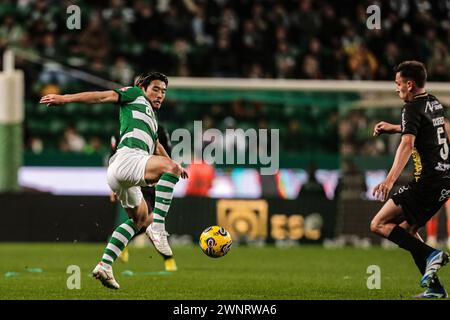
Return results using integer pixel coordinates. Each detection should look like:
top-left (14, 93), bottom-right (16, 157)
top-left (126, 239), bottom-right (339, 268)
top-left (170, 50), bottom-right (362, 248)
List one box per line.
top-left (40, 72), bottom-right (188, 289)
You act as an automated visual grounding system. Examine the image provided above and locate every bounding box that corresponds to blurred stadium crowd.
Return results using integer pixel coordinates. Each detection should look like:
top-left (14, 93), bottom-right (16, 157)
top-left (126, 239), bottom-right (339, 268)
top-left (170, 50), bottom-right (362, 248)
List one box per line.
top-left (0, 0), bottom-right (449, 156)
top-left (339, 108), bottom-right (400, 156)
top-left (2, 0), bottom-right (450, 81)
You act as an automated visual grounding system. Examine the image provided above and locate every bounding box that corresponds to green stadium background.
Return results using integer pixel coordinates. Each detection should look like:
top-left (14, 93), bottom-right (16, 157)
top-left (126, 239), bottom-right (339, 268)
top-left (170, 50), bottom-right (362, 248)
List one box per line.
top-left (2, 0), bottom-right (450, 248)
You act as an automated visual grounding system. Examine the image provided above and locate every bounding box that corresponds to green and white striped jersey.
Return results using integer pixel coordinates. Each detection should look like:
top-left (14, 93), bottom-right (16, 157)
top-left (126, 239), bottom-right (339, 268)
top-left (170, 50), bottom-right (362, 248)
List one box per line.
top-left (113, 86), bottom-right (158, 154)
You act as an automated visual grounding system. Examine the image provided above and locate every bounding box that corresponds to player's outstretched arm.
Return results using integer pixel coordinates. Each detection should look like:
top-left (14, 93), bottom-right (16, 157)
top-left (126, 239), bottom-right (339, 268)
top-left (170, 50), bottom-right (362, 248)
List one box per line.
top-left (39, 90), bottom-right (119, 106)
top-left (373, 121), bottom-right (401, 136)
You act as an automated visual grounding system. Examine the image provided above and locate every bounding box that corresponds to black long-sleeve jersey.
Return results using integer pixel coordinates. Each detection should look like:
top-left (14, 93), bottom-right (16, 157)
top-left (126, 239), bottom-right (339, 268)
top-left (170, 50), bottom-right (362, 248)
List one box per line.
top-left (401, 92), bottom-right (450, 181)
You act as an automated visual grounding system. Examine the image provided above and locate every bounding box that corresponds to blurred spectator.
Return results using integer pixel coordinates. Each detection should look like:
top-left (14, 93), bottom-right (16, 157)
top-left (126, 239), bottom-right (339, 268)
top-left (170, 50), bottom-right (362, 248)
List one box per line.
top-left (220, 7), bottom-right (239, 33)
top-left (164, 4), bottom-right (192, 41)
top-left (170, 38), bottom-right (192, 76)
top-left (290, 0), bottom-right (320, 45)
top-left (27, 0), bottom-right (58, 34)
top-left (107, 14), bottom-right (133, 57)
top-left (78, 15), bottom-right (110, 61)
top-left (139, 39), bottom-right (173, 75)
top-left (339, 108), bottom-right (402, 156)
top-left (298, 166), bottom-right (327, 199)
top-left (0, 15), bottom-right (23, 49)
top-left (38, 62), bottom-right (68, 86)
top-left (185, 157), bottom-right (215, 197)
top-left (284, 119), bottom-right (303, 152)
top-left (131, 1), bottom-right (161, 41)
top-left (341, 27), bottom-right (363, 56)
top-left (268, 3), bottom-right (290, 29)
top-left (275, 41), bottom-right (298, 78)
top-left (191, 5), bottom-right (214, 46)
top-left (110, 57), bottom-right (134, 85)
top-left (84, 136), bottom-right (106, 155)
top-left (378, 42), bottom-right (402, 79)
top-left (211, 36), bottom-right (238, 77)
top-left (102, 0), bottom-right (134, 25)
top-left (299, 54), bottom-right (322, 79)
top-left (245, 63), bottom-right (265, 78)
top-left (90, 57), bottom-right (108, 78)
top-left (347, 44), bottom-right (378, 80)
top-left (335, 158), bottom-right (366, 200)
top-left (38, 33), bottom-right (69, 86)
top-left (428, 41), bottom-right (450, 81)
top-left (28, 136), bottom-right (44, 154)
top-left (39, 33), bottom-right (57, 59)
top-left (318, 4), bottom-right (341, 47)
top-left (59, 126), bottom-right (86, 152)
top-left (240, 20), bottom-right (264, 66)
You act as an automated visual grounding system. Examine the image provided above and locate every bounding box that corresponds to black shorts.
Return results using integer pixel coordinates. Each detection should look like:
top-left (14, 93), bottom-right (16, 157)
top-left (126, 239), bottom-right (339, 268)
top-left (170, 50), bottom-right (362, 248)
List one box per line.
top-left (392, 178), bottom-right (450, 227)
top-left (142, 186), bottom-right (156, 211)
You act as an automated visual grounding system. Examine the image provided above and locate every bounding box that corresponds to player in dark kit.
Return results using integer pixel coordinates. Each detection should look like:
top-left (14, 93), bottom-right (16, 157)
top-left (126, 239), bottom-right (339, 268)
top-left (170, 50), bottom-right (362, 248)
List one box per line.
top-left (370, 61), bottom-right (450, 298)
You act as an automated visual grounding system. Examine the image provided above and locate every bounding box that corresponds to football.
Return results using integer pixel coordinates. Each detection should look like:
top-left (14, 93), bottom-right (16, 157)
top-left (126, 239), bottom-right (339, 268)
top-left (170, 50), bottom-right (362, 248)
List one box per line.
top-left (199, 226), bottom-right (233, 258)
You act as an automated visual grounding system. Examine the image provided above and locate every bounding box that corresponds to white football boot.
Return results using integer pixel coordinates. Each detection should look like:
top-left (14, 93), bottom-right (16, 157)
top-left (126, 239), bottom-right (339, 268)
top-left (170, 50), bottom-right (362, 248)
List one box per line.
top-left (92, 262), bottom-right (120, 289)
top-left (146, 223), bottom-right (173, 257)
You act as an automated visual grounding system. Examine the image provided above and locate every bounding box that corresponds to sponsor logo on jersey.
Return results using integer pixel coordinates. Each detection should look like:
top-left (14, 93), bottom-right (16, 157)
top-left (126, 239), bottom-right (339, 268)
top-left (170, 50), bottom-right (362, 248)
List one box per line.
top-left (396, 185), bottom-right (409, 194)
top-left (425, 101), bottom-right (443, 113)
top-left (435, 162), bottom-right (450, 172)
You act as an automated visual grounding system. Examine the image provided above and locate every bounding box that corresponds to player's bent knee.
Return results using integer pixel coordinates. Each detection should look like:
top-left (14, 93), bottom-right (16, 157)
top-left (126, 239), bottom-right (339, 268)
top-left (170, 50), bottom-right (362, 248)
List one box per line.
top-left (370, 219), bottom-right (381, 234)
top-left (165, 160), bottom-right (181, 176)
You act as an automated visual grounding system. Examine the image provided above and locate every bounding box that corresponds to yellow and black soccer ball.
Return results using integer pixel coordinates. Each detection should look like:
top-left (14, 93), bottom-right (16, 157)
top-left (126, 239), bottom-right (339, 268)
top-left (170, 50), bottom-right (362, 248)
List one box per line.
top-left (199, 226), bottom-right (233, 258)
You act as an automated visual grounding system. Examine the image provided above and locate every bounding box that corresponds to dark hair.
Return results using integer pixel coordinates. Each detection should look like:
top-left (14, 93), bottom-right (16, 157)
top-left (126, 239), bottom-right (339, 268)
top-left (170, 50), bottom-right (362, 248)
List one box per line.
top-left (394, 61), bottom-right (427, 88)
top-left (134, 72), bottom-right (169, 90)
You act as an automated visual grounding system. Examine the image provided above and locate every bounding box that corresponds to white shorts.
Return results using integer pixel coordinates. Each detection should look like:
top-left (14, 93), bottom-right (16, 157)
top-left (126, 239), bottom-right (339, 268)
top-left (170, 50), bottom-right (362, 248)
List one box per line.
top-left (107, 147), bottom-right (152, 208)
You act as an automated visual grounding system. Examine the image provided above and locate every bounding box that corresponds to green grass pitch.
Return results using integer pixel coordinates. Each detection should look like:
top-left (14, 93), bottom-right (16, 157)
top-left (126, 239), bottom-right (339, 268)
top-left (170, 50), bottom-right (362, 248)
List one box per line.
top-left (1, 243), bottom-right (448, 300)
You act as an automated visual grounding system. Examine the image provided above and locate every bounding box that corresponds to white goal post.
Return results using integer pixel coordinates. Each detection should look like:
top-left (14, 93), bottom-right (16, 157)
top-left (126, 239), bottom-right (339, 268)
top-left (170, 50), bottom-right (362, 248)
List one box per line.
top-left (0, 50), bottom-right (24, 192)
